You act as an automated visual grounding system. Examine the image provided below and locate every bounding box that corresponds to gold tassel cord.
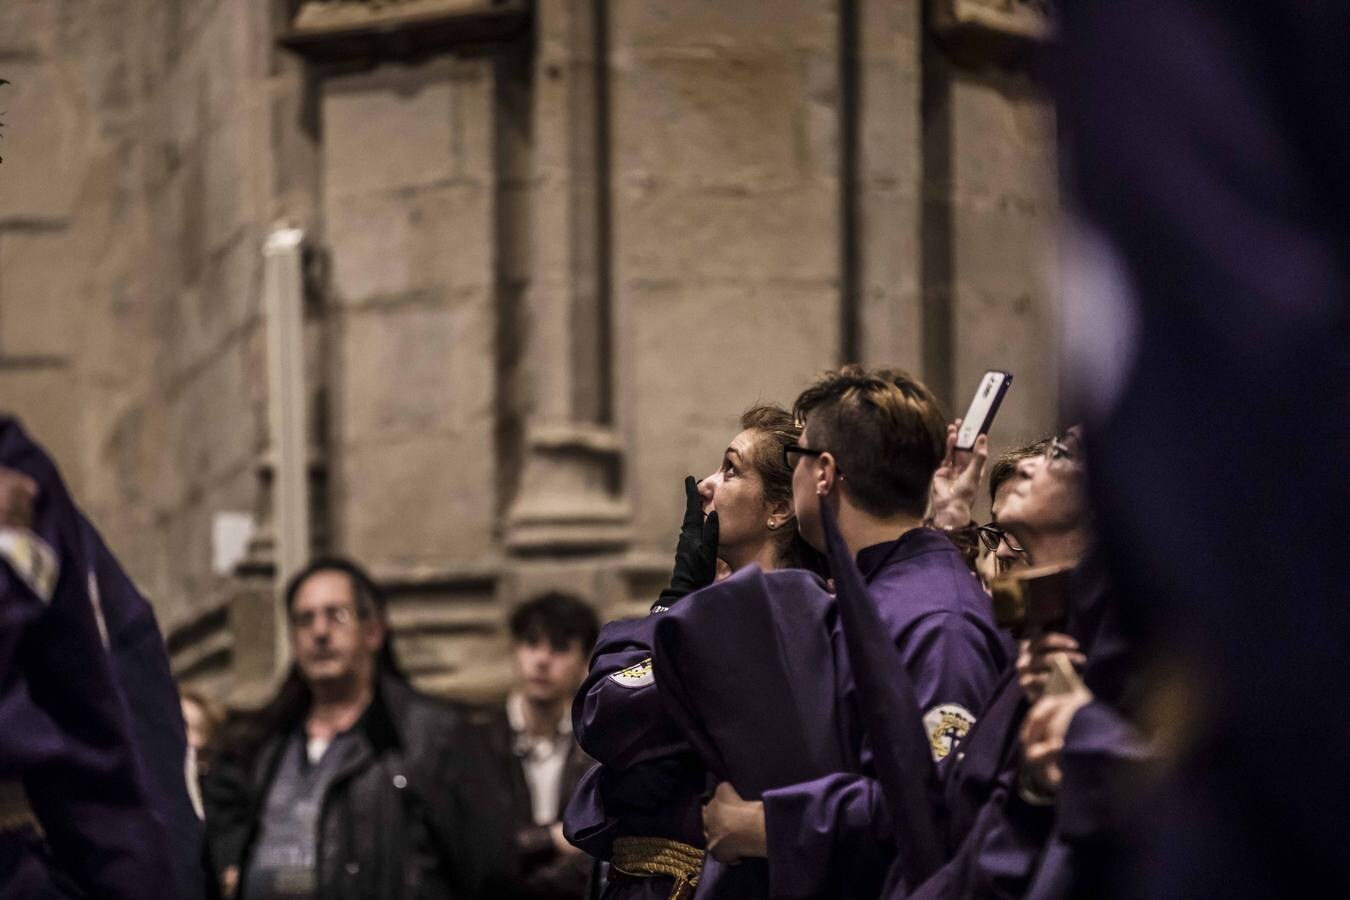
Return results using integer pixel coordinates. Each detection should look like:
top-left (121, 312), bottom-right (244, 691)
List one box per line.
top-left (610, 836), bottom-right (706, 900)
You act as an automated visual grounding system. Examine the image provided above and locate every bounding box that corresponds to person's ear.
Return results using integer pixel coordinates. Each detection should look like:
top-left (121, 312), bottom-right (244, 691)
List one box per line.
top-left (765, 494), bottom-right (794, 529)
top-left (364, 615), bottom-right (386, 652)
top-left (817, 452), bottom-right (839, 497)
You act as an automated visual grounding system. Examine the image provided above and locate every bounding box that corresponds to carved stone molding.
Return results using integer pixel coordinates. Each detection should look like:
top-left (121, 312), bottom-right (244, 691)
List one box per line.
top-left (166, 601), bottom-right (234, 693)
top-left (500, 0), bottom-right (631, 557)
top-left (930, 0), bottom-right (1054, 60)
top-left (280, 0), bottom-right (530, 64)
top-left (505, 422), bottom-right (631, 554)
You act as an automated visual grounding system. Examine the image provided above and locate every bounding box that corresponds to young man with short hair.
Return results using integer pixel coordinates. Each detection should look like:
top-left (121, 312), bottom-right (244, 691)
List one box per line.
top-left (702, 367), bottom-right (1011, 897)
top-left (477, 593), bottom-right (597, 900)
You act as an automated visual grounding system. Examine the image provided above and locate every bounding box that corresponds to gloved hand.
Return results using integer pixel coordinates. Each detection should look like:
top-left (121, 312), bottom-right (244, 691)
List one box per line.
top-left (652, 476), bottom-right (719, 612)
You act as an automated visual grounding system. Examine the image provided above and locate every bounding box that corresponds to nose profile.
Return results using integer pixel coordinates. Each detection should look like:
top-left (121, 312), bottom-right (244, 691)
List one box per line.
top-left (697, 473), bottom-right (718, 504)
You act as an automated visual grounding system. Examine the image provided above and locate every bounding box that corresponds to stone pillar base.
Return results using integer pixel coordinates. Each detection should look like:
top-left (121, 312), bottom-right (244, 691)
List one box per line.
top-left (505, 421), bottom-right (631, 554)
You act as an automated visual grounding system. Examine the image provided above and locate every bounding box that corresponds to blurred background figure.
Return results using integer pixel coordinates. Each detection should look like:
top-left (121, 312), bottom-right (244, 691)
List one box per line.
top-left (1057, 1), bottom-right (1350, 894)
top-left (182, 689), bottom-right (226, 777)
top-left (0, 421), bottom-right (195, 898)
top-left (476, 592), bottom-right (598, 900)
top-left (204, 558), bottom-right (510, 900)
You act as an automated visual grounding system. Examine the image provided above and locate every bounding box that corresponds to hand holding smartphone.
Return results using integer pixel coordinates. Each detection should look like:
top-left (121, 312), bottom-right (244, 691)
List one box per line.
top-left (955, 370), bottom-right (1013, 451)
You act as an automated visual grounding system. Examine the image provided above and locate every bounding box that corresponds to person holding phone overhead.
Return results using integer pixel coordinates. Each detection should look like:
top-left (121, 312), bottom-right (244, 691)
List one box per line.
top-left (902, 426), bottom-right (1140, 900)
top-left (924, 370), bottom-right (1014, 571)
top-left (700, 367), bottom-right (1011, 898)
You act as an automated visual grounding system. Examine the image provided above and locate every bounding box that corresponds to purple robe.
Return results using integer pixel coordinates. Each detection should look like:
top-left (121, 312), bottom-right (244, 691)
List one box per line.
top-left (564, 613), bottom-right (705, 899)
top-left (650, 565), bottom-right (865, 898)
top-left (652, 566), bottom-right (856, 794)
top-left (79, 520), bottom-right (208, 900)
top-left (909, 556), bottom-right (1142, 899)
top-left (1061, 0), bottom-right (1350, 892)
top-left (816, 495), bottom-right (948, 894)
top-left (0, 417), bottom-right (175, 896)
top-left (911, 567), bottom-right (1104, 899)
top-left (761, 529), bottom-right (1010, 898)
top-left (1023, 701), bottom-right (1152, 900)
top-left (566, 566), bottom-right (863, 899)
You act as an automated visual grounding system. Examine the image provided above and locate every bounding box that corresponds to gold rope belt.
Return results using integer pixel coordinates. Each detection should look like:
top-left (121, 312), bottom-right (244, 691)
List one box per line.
top-left (0, 780), bottom-right (39, 836)
top-left (611, 836), bottom-right (705, 900)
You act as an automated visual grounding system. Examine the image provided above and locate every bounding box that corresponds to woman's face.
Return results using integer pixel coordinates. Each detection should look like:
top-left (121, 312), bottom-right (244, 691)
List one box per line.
top-left (697, 428), bottom-right (785, 570)
top-left (996, 428), bottom-right (1089, 542)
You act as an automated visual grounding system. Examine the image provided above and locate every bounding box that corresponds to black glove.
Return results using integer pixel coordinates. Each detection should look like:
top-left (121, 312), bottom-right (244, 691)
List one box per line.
top-left (652, 476), bottom-right (719, 612)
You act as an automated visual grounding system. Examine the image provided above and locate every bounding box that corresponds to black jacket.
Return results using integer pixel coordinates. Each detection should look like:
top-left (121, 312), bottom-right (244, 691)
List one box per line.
top-left (471, 704), bottom-right (594, 900)
top-left (205, 674), bottom-right (513, 900)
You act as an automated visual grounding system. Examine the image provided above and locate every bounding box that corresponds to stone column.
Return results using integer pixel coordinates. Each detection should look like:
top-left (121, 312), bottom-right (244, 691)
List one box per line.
top-left (925, 0), bottom-right (1060, 451)
top-left (504, 0), bottom-right (630, 553)
top-left (855, 0), bottom-right (926, 371)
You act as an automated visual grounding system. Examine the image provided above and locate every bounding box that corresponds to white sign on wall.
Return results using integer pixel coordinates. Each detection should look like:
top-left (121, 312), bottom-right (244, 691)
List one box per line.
top-left (212, 511), bottom-right (256, 577)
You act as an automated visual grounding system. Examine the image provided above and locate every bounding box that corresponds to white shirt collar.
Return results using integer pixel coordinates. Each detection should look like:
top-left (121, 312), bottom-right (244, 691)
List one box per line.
top-left (506, 690), bottom-right (572, 741)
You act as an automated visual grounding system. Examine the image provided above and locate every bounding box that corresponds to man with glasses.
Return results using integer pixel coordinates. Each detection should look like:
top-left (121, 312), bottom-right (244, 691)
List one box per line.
top-left (700, 367), bottom-right (1011, 897)
top-left (205, 558), bottom-right (511, 900)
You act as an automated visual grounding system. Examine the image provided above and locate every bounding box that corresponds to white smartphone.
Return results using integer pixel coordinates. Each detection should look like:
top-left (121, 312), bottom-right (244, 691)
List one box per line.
top-left (955, 370), bottom-right (1013, 450)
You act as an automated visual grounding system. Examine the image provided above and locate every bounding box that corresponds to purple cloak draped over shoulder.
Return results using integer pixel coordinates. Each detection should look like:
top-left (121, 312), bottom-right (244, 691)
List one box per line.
top-left (651, 565), bottom-right (862, 898)
top-left (0, 417), bottom-right (177, 896)
top-left (565, 564), bottom-right (869, 899)
top-left (760, 523), bottom-right (1010, 898)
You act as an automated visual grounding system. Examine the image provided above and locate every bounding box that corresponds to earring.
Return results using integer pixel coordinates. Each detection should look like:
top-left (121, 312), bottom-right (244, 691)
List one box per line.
top-left (767, 519), bottom-right (779, 530)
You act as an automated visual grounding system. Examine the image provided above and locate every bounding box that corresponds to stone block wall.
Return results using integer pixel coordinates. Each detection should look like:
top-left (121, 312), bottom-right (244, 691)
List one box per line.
top-left (324, 59), bottom-right (498, 571)
top-left (1, 0), bottom-right (1060, 704)
top-left (0, 0), bottom-right (304, 698)
top-left (610, 0), bottom-right (846, 553)
top-left (944, 67), bottom-right (1059, 456)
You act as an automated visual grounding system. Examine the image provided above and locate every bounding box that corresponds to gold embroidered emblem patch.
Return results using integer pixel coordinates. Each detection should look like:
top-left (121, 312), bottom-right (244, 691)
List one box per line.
top-left (923, 704), bottom-right (976, 762)
top-left (609, 658), bottom-right (655, 689)
top-left (0, 527), bottom-right (58, 604)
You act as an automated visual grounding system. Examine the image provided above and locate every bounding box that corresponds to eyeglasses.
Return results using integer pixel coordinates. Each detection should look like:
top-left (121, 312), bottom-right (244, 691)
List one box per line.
top-left (289, 605), bottom-right (359, 631)
top-left (783, 443), bottom-right (825, 470)
top-left (976, 523), bottom-right (1024, 554)
top-left (1045, 432), bottom-right (1082, 464)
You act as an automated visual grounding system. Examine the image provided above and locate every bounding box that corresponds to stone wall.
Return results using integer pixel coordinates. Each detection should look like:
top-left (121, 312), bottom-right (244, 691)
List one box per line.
top-left (940, 61), bottom-right (1060, 453)
top-left (0, 0), bottom-right (1059, 705)
top-left (0, 0), bottom-right (309, 697)
top-left (611, 1), bottom-right (844, 549)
